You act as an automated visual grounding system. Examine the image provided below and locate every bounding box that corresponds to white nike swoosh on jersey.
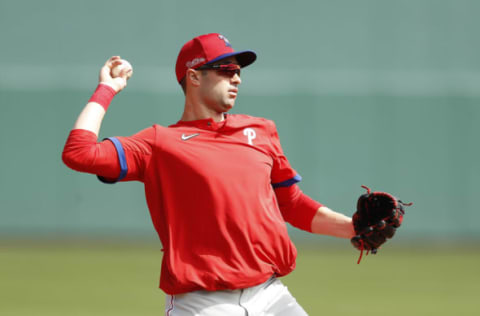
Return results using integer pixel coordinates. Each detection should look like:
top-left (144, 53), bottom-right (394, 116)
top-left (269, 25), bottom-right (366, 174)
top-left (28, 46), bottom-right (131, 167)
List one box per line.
top-left (181, 133), bottom-right (200, 141)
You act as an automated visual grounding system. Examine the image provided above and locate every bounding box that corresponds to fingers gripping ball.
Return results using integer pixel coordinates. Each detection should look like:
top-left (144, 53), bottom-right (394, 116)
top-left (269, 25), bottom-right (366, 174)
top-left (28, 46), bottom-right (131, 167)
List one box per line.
top-left (111, 59), bottom-right (133, 80)
top-left (351, 185), bottom-right (412, 263)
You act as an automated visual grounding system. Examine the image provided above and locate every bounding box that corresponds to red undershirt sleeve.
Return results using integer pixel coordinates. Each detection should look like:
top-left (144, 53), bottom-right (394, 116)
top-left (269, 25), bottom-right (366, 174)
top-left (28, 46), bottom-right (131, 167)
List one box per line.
top-left (274, 184), bottom-right (323, 232)
top-left (62, 128), bottom-right (153, 182)
top-left (266, 119), bottom-right (321, 232)
top-left (62, 129), bottom-right (121, 178)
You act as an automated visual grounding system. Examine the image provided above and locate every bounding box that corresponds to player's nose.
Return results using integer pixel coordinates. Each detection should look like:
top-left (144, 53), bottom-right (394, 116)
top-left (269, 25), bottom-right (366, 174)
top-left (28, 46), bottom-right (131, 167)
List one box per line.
top-left (231, 73), bottom-right (241, 85)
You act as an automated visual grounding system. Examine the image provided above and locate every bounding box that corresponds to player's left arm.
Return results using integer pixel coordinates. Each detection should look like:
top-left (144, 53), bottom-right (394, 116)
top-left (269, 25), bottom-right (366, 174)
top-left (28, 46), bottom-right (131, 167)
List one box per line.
top-left (267, 119), bottom-right (354, 238)
top-left (275, 184), bottom-right (355, 239)
top-left (310, 205), bottom-right (355, 238)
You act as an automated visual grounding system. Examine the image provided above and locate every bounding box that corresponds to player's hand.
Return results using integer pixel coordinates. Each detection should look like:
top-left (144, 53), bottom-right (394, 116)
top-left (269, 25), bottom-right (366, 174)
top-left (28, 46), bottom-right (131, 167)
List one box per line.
top-left (99, 56), bottom-right (129, 93)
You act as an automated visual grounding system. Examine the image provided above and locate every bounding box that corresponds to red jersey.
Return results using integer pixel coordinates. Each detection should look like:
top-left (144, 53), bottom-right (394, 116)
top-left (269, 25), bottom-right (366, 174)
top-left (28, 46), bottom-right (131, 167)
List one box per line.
top-left (63, 114), bottom-right (319, 294)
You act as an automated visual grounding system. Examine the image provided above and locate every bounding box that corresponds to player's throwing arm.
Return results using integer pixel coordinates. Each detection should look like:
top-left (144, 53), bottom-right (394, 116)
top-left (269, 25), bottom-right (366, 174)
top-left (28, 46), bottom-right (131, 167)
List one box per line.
top-left (72, 56), bottom-right (132, 135)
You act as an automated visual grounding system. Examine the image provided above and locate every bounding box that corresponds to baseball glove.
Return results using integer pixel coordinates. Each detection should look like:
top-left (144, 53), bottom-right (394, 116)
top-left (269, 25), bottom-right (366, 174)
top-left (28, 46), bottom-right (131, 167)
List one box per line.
top-left (351, 185), bottom-right (412, 263)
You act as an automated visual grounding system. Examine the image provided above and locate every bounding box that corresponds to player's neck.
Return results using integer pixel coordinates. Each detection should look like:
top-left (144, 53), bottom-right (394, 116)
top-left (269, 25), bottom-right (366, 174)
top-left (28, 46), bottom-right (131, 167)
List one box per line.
top-left (181, 99), bottom-right (225, 123)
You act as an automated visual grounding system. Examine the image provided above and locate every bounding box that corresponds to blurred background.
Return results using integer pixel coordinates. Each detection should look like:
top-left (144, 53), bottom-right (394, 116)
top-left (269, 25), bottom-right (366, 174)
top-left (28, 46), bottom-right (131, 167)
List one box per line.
top-left (1, 0), bottom-right (479, 315)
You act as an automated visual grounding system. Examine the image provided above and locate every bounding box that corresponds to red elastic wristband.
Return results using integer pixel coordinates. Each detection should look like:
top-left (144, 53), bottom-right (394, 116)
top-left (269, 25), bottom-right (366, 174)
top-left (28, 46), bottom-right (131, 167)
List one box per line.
top-left (88, 83), bottom-right (116, 111)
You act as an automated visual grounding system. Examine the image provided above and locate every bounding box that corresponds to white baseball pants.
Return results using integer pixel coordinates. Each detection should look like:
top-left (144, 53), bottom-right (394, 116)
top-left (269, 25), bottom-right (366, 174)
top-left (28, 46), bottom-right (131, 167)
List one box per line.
top-left (164, 276), bottom-right (308, 316)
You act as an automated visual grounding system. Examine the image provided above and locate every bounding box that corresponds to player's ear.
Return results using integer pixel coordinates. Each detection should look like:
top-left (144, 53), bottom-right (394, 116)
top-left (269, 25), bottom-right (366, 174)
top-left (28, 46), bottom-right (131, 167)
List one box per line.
top-left (186, 69), bottom-right (201, 88)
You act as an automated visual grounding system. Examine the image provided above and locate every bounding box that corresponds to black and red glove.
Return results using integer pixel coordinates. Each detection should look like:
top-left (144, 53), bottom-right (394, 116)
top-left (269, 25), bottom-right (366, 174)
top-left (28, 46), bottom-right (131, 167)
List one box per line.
top-left (351, 185), bottom-right (412, 263)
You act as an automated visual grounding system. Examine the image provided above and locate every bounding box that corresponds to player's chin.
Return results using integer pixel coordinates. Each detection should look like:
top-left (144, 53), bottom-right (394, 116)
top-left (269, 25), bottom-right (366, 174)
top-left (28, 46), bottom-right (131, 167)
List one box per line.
top-left (222, 99), bottom-right (236, 111)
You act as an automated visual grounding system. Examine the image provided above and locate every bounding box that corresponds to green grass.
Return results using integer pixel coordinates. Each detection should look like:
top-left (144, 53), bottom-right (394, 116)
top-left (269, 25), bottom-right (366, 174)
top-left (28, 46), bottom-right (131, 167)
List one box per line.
top-left (1, 241), bottom-right (479, 315)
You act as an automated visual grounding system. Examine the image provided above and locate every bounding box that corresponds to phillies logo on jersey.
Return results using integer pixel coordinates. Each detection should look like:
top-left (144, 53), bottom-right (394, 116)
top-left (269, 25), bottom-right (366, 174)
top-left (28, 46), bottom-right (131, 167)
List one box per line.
top-left (243, 128), bottom-right (256, 145)
top-left (218, 34), bottom-right (232, 47)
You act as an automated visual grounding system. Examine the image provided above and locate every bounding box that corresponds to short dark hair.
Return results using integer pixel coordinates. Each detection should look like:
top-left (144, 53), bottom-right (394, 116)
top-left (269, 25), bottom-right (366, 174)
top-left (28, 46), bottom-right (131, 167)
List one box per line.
top-left (180, 78), bottom-right (186, 95)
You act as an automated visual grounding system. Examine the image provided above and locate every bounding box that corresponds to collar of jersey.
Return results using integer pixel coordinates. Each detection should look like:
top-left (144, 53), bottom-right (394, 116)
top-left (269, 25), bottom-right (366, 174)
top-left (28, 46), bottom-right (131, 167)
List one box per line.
top-left (172, 116), bottom-right (227, 131)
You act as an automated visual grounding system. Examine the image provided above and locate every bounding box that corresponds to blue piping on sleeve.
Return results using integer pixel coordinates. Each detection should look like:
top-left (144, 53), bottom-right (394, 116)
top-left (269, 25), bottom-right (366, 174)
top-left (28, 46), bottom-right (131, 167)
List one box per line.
top-left (272, 174), bottom-right (302, 188)
top-left (97, 137), bottom-right (128, 184)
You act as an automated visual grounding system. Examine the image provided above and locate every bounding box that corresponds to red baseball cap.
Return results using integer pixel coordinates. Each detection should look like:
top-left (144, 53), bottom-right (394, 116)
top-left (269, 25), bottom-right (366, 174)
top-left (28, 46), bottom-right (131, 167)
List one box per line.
top-left (175, 33), bottom-right (256, 83)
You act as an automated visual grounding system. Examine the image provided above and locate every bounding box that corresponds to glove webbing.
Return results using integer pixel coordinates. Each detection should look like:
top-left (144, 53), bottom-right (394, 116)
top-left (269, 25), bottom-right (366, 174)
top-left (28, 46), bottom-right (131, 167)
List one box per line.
top-left (355, 185), bottom-right (412, 264)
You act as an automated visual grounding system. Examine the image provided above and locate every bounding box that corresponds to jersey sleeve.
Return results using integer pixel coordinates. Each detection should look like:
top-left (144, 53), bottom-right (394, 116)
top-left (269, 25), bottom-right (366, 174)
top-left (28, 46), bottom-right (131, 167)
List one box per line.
top-left (62, 127), bottom-right (155, 183)
top-left (267, 120), bottom-right (301, 188)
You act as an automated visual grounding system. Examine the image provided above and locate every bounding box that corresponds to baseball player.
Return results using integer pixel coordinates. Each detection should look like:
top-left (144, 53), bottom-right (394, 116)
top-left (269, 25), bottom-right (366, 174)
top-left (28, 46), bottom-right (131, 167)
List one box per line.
top-left (62, 33), bottom-right (355, 315)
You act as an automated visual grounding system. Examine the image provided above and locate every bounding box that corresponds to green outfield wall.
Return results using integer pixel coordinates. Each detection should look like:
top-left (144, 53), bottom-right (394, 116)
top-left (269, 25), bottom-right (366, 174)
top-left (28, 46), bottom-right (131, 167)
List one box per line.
top-left (1, 0), bottom-right (479, 239)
